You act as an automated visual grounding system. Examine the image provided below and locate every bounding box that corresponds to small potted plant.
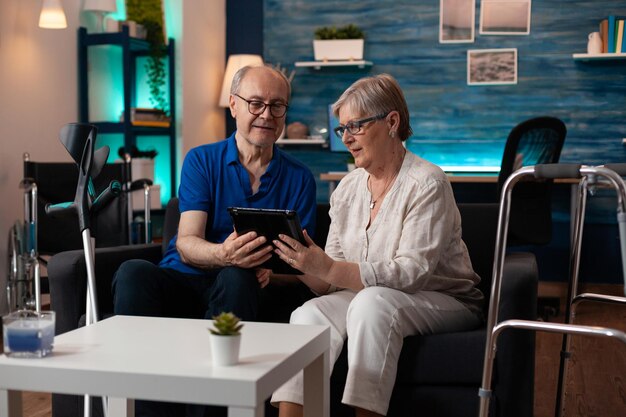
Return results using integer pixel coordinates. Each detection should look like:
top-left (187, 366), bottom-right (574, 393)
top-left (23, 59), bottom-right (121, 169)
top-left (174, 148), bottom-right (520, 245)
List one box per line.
top-left (313, 24), bottom-right (365, 62)
top-left (208, 312), bottom-right (244, 366)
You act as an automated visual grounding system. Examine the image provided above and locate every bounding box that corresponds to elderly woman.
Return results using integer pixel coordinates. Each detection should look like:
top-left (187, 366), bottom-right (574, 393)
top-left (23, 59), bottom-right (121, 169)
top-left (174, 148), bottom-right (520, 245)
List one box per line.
top-left (271, 74), bottom-right (483, 417)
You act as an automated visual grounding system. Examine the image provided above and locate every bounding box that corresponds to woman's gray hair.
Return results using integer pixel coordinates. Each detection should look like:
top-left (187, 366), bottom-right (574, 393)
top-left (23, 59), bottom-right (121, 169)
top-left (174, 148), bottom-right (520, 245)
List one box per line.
top-left (230, 65), bottom-right (292, 101)
top-left (332, 73), bottom-right (413, 141)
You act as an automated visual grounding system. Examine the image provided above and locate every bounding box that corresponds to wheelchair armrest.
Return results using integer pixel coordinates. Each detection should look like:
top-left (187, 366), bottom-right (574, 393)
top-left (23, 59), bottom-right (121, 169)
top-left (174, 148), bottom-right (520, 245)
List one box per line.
top-left (129, 178), bottom-right (153, 191)
top-left (48, 243), bottom-right (162, 335)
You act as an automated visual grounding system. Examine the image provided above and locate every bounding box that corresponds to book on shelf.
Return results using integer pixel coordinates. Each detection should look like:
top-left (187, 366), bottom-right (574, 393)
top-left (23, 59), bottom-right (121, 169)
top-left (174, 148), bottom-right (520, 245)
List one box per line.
top-left (130, 120), bottom-right (171, 128)
top-left (608, 15), bottom-right (617, 53)
top-left (600, 18), bottom-right (609, 53)
top-left (616, 20), bottom-right (625, 53)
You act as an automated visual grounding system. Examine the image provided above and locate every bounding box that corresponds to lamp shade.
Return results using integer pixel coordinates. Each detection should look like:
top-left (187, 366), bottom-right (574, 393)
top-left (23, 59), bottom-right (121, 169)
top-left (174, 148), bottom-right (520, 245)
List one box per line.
top-left (39, 0), bottom-right (67, 29)
top-left (83, 0), bottom-right (117, 12)
top-left (219, 54), bottom-right (264, 107)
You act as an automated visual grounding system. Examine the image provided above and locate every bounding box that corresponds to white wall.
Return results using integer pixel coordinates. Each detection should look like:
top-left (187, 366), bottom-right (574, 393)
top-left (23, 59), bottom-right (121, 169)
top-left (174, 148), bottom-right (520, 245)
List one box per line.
top-left (178, 0), bottom-right (226, 156)
top-left (0, 0), bottom-right (226, 314)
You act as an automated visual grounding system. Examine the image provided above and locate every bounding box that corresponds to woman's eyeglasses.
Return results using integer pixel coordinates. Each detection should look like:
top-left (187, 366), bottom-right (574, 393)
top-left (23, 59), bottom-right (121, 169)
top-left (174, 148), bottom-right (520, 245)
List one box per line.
top-left (334, 112), bottom-right (389, 138)
top-left (233, 94), bottom-right (289, 118)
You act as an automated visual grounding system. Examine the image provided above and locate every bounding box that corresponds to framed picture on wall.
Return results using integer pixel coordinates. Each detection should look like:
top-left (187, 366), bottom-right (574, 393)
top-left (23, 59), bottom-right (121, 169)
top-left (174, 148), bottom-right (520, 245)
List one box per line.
top-left (467, 48), bottom-right (517, 85)
top-left (480, 0), bottom-right (531, 35)
top-left (439, 0), bottom-right (475, 43)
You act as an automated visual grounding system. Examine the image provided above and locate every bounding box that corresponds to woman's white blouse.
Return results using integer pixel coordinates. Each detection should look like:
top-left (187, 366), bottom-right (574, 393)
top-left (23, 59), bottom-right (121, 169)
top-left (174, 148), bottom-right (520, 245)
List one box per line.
top-left (326, 151), bottom-right (483, 314)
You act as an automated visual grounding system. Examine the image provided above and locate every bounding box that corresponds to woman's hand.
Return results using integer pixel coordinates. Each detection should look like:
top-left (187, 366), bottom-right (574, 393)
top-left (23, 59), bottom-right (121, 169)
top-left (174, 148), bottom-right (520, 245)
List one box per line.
top-left (273, 230), bottom-right (334, 279)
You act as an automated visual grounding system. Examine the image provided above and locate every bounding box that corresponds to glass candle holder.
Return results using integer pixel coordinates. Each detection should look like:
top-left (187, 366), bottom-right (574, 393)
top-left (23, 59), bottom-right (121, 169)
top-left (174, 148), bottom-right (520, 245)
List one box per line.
top-left (2, 310), bottom-right (55, 358)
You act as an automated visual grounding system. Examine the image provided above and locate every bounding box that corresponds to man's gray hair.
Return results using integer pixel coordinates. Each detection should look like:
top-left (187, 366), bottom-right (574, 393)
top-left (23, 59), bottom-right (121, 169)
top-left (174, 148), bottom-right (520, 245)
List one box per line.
top-left (230, 65), bottom-right (292, 101)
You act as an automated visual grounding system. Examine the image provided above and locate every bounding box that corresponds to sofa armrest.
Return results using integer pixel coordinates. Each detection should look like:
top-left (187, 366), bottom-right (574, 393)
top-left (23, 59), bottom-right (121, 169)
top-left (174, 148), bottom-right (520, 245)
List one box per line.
top-left (494, 251), bottom-right (538, 417)
top-left (48, 243), bottom-right (162, 335)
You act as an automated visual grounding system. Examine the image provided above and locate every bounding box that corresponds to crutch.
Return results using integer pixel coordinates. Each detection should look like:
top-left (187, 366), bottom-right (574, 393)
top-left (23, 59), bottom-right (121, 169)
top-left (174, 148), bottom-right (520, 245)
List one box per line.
top-left (553, 163), bottom-right (626, 417)
top-left (45, 123), bottom-right (120, 417)
top-left (478, 164), bottom-right (626, 417)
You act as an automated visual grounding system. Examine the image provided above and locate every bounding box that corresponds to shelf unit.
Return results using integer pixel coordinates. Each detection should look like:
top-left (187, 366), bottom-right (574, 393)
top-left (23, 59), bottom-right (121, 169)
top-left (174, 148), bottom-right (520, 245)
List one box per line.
top-left (572, 52), bottom-right (626, 61)
top-left (294, 60), bottom-right (373, 69)
top-left (78, 26), bottom-right (177, 198)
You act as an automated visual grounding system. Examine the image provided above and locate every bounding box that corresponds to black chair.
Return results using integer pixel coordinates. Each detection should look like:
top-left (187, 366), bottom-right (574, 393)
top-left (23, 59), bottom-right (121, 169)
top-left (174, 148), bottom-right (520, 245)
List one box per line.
top-left (498, 116), bottom-right (567, 246)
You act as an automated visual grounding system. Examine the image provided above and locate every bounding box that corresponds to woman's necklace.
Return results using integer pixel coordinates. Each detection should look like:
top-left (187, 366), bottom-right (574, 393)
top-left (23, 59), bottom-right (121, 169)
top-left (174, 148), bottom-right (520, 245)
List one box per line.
top-left (368, 164), bottom-right (401, 209)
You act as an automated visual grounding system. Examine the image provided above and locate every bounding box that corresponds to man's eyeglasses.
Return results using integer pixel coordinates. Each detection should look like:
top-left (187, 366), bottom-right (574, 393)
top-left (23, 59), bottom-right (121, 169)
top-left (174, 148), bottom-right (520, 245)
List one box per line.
top-left (333, 112), bottom-right (389, 139)
top-left (233, 94), bottom-right (289, 118)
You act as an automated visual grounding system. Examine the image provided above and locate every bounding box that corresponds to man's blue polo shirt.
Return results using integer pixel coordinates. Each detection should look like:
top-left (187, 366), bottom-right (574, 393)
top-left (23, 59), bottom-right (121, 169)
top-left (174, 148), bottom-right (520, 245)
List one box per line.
top-left (159, 132), bottom-right (317, 275)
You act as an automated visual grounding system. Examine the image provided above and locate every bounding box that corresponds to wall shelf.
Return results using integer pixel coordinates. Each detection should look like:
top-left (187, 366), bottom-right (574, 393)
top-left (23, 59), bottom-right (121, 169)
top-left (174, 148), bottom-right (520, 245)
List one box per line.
top-left (572, 52), bottom-right (626, 61)
top-left (294, 60), bottom-right (373, 69)
top-left (276, 138), bottom-right (328, 147)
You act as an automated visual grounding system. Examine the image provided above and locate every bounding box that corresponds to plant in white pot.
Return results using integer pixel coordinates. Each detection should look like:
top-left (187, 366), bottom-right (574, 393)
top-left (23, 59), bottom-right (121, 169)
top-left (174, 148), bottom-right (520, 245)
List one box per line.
top-left (209, 312), bottom-right (243, 366)
top-left (313, 24), bottom-right (365, 62)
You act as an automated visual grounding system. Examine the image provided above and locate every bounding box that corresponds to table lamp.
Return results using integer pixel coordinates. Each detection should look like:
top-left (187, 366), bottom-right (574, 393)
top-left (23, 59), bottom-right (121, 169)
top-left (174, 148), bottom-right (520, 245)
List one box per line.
top-left (38, 0), bottom-right (67, 29)
top-left (219, 54), bottom-right (264, 107)
top-left (83, 0), bottom-right (118, 32)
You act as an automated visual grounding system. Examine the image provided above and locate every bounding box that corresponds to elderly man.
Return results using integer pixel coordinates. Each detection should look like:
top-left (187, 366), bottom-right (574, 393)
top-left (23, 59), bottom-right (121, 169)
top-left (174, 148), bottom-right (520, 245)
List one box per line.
top-left (112, 65), bottom-right (317, 416)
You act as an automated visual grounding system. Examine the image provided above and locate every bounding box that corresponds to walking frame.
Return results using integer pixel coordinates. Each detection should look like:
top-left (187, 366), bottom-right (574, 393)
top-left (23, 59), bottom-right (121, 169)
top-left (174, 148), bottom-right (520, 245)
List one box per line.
top-left (478, 163), bottom-right (626, 417)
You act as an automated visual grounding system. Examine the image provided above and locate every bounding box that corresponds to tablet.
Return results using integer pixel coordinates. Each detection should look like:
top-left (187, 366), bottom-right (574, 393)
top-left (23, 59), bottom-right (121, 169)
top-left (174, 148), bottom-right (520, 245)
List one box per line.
top-left (227, 207), bottom-right (306, 275)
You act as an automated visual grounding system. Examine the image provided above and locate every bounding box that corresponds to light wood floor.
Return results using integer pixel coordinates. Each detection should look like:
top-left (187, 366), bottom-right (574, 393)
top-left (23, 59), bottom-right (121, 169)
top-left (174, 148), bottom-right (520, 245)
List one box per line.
top-left (7, 283), bottom-right (626, 417)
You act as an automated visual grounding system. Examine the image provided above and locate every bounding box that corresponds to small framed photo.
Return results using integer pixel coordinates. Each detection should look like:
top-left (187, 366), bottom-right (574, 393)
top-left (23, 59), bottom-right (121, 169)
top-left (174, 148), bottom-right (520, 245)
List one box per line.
top-left (439, 0), bottom-right (475, 43)
top-left (467, 48), bottom-right (518, 86)
top-left (480, 0), bottom-right (531, 35)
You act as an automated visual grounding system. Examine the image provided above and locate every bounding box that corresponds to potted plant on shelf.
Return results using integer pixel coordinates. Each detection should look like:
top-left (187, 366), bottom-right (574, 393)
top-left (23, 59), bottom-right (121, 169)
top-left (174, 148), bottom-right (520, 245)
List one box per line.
top-left (313, 24), bottom-right (365, 62)
top-left (208, 312), bottom-right (244, 366)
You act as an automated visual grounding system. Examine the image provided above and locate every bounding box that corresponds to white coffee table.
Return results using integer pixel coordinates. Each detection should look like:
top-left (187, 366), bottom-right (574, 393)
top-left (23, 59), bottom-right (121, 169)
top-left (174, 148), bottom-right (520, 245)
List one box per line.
top-left (0, 315), bottom-right (330, 417)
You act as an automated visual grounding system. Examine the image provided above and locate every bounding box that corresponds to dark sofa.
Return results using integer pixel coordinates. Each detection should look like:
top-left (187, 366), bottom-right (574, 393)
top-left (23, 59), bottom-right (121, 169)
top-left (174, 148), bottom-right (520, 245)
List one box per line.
top-left (48, 200), bottom-right (537, 417)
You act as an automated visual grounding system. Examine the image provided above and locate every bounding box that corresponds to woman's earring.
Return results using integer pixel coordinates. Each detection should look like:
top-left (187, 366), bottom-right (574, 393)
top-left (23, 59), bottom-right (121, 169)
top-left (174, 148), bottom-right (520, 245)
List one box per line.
top-left (389, 131), bottom-right (396, 138)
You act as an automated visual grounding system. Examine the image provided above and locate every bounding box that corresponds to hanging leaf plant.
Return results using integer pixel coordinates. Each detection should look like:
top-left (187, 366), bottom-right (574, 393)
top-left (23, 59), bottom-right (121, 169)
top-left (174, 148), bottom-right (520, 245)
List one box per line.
top-left (126, 0), bottom-right (169, 115)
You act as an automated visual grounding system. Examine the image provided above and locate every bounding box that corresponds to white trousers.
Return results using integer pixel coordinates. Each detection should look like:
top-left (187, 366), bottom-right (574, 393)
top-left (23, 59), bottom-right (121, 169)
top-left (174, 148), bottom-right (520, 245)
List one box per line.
top-left (271, 287), bottom-right (481, 415)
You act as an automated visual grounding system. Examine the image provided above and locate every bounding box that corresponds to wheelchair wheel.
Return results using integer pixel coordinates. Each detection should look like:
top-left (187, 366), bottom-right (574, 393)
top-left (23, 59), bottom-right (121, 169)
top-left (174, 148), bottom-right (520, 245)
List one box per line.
top-left (6, 221), bottom-right (33, 311)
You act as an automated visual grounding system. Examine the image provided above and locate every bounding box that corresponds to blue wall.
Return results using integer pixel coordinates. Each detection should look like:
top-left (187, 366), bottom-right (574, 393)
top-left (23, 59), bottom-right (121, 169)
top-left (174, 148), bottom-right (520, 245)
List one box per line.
top-left (226, 0), bottom-right (626, 283)
top-left (264, 0), bottom-right (626, 172)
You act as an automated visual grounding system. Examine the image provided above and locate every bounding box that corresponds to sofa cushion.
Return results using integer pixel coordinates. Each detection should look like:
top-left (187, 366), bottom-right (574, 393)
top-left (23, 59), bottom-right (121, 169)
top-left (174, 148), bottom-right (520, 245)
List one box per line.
top-left (397, 329), bottom-right (486, 385)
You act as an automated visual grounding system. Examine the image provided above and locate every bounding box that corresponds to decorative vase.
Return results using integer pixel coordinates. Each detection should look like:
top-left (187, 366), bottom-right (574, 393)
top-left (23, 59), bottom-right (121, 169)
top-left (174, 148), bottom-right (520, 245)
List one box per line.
top-left (313, 39), bottom-right (364, 61)
top-left (209, 333), bottom-right (241, 366)
top-left (587, 32), bottom-right (603, 54)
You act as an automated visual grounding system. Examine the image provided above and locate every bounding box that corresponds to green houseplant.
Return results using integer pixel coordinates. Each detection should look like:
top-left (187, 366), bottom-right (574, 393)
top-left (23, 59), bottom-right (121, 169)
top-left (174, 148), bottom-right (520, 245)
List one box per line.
top-left (209, 312), bottom-right (243, 336)
top-left (208, 312), bottom-right (243, 366)
top-left (313, 24), bottom-right (365, 61)
top-left (314, 24), bottom-right (365, 40)
top-left (125, 0), bottom-right (169, 114)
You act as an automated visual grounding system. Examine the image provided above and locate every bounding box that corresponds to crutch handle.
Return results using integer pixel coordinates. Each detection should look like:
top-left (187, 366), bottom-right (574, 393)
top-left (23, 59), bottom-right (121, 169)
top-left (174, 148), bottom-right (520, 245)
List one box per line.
top-left (45, 201), bottom-right (76, 217)
top-left (534, 163), bottom-right (582, 179)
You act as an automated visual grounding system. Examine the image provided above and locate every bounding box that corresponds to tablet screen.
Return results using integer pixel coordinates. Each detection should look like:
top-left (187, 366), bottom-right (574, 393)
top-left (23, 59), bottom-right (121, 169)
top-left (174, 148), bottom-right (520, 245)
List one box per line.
top-left (227, 207), bottom-right (305, 275)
